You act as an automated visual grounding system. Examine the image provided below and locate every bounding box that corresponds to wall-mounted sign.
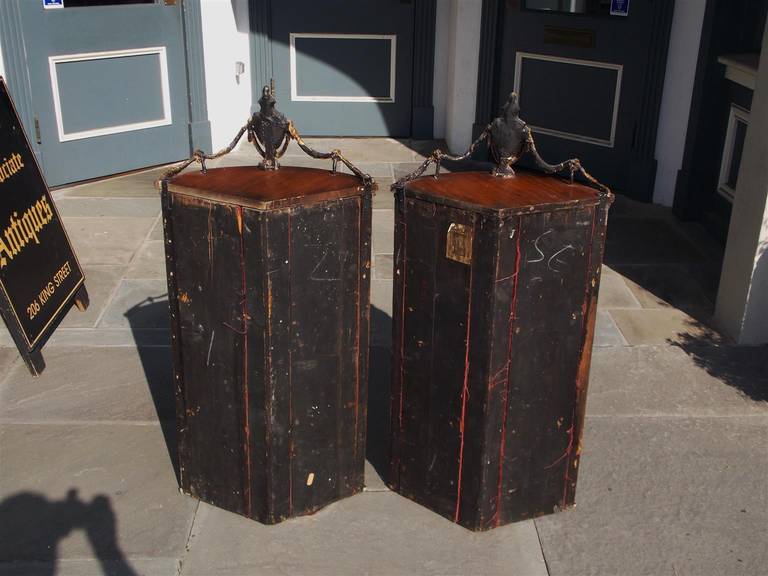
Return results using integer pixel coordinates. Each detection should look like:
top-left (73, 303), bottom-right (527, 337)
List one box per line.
top-left (43, 0), bottom-right (65, 9)
top-left (0, 77), bottom-right (88, 375)
top-left (610, 0), bottom-right (630, 17)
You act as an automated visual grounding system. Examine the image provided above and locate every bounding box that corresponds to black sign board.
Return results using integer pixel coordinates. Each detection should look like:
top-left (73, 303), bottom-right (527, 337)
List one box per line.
top-left (0, 77), bottom-right (88, 375)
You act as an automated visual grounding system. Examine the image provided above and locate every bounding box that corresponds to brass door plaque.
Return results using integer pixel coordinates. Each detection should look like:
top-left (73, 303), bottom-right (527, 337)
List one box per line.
top-left (446, 223), bottom-right (473, 265)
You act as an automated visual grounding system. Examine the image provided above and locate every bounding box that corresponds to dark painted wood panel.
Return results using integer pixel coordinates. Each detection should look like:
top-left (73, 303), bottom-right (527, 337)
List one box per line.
top-left (498, 206), bottom-right (594, 522)
top-left (390, 173), bottom-right (611, 530)
top-left (163, 175), bottom-right (373, 524)
top-left (242, 207), bottom-right (269, 522)
top-left (169, 195), bottom-right (249, 516)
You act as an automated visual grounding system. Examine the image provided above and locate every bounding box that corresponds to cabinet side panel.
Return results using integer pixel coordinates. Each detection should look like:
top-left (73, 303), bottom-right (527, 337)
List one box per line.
top-left (287, 196), bottom-right (364, 516)
top-left (475, 215), bottom-right (523, 530)
top-left (171, 196), bottom-right (247, 516)
top-left (500, 206), bottom-right (595, 522)
top-left (457, 214), bottom-right (500, 530)
top-left (243, 208), bottom-right (268, 522)
top-left (263, 209), bottom-right (292, 522)
top-left (161, 189), bottom-right (187, 490)
top-left (395, 197), bottom-right (477, 521)
top-left (564, 200), bottom-right (610, 506)
top-left (356, 190), bottom-right (372, 488)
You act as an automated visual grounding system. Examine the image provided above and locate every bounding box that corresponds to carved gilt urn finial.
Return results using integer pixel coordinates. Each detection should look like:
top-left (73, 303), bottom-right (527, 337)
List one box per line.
top-left (248, 83), bottom-right (290, 170)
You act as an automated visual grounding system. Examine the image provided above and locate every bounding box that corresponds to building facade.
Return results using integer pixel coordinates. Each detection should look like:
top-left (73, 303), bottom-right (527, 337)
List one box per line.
top-left (0, 0), bottom-right (765, 343)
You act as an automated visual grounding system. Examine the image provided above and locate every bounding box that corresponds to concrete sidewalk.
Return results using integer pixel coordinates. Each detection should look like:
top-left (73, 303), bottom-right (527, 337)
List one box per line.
top-left (0, 139), bottom-right (766, 576)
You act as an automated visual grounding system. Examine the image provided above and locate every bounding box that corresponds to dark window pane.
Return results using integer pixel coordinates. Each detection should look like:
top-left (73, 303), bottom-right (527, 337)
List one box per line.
top-left (727, 119), bottom-right (748, 189)
top-left (524, 0), bottom-right (611, 15)
top-left (64, 0), bottom-right (153, 7)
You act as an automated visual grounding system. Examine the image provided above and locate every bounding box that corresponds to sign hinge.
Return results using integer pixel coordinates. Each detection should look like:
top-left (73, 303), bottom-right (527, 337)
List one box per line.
top-left (34, 116), bottom-right (42, 145)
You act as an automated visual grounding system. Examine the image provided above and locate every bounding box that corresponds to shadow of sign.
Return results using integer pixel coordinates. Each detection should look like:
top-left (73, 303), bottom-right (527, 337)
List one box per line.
top-left (0, 489), bottom-right (137, 576)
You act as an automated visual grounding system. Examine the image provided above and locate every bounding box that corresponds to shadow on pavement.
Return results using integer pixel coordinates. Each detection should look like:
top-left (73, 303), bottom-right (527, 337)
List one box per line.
top-left (0, 489), bottom-right (137, 576)
top-left (671, 246), bottom-right (768, 402)
top-left (367, 306), bottom-right (393, 487)
top-left (124, 295), bottom-right (179, 485)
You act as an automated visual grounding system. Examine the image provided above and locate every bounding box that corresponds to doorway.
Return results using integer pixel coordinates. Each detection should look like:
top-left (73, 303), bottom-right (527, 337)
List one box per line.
top-left (492, 0), bottom-right (674, 199)
top-left (5, 0), bottom-right (193, 187)
top-left (252, 0), bottom-right (435, 138)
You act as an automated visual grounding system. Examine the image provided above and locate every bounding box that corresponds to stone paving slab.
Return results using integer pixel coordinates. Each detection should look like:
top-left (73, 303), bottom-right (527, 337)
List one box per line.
top-left (149, 217), bottom-right (164, 241)
top-left (55, 197), bottom-right (160, 219)
top-left (98, 280), bottom-right (169, 330)
top-left (63, 217), bottom-right (156, 266)
top-left (285, 138), bottom-right (421, 163)
top-left (373, 254), bottom-right (393, 279)
top-left (588, 345), bottom-right (768, 416)
top-left (535, 416), bottom-right (768, 576)
top-left (59, 266), bottom-right (125, 329)
top-left (372, 178), bottom-right (395, 209)
top-left (182, 493), bottom-right (547, 576)
top-left (604, 218), bottom-right (712, 266)
top-left (0, 557), bottom-right (179, 576)
top-left (0, 424), bottom-right (196, 564)
top-left (596, 272), bottom-right (641, 309)
top-left (372, 208), bottom-right (394, 254)
top-left (615, 264), bottom-right (715, 311)
top-left (0, 347), bottom-right (172, 423)
top-left (0, 328), bottom-right (169, 349)
top-left (126, 241), bottom-right (166, 279)
top-left (594, 310), bottom-right (628, 347)
top-left (57, 167), bottom-right (166, 198)
top-left (0, 349), bottom-right (19, 375)
top-left (610, 307), bottom-right (721, 346)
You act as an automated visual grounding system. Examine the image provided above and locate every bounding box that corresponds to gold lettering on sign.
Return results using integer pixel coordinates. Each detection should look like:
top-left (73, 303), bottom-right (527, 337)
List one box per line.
top-left (0, 194), bottom-right (54, 269)
top-left (0, 152), bottom-right (24, 184)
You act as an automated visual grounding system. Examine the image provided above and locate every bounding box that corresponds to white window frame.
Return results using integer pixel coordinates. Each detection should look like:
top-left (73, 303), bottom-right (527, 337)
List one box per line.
top-left (289, 33), bottom-right (397, 103)
top-left (718, 104), bottom-right (750, 202)
top-left (48, 46), bottom-right (172, 143)
top-left (513, 51), bottom-right (623, 148)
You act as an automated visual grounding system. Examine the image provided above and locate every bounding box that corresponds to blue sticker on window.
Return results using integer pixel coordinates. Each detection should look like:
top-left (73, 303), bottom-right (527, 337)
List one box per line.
top-left (43, 0), bottom-right (64, 9)
top-left (610, 0), bottom-right (629, 16)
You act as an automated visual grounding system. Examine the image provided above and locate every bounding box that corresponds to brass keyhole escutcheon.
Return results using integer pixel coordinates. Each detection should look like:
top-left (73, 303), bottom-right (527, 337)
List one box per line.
top-left (446, 223), bottom-right (473, 265)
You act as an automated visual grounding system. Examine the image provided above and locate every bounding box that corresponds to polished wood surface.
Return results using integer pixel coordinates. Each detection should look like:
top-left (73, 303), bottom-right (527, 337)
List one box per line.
top-left (405, 170), bottom-right (600, 212)
top-left (167, 166), bottom-right (364, 210)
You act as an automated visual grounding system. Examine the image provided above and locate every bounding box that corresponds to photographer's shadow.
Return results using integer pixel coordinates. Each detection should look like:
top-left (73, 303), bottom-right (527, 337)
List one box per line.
top-left (0, 489), bottom-right (137, 576)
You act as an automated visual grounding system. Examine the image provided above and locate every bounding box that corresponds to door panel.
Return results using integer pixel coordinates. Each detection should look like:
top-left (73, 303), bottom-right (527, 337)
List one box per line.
top-left (499, 1), bottom-right (661, 191)
top-left (270, 0), bottom-right (414, 136)
top-left (20, 2), bottom-right (189, 186)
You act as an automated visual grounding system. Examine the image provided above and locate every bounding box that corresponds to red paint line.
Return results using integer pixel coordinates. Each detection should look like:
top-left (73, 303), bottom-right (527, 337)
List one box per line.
top-left (263, 218), bottom-right (274, 519)
top-left (562, 208), bottom-right (599, 507)
top-left (354, 197), bottom-right (361, 462)
top-left (237, 206), bottom-right (252, 517)
top-left (544, 420), bottom-right (574, 470)
top-left (454, 223), bottom-right (475, 524)
top-left (287, 211), bottom-right (293, 516)
top-left (398, 216), bottom-right (408, 433)
top-left (207, 203), bottom-right (214, 281)
top-left (495, 216), bottom-right (522, 526)
top-left (393, 203), bottom-right (408, 481)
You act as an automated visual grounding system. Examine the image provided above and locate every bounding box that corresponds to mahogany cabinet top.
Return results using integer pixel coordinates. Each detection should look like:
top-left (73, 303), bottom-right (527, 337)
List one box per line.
top-left (165, 166), bottom-right (367, 210)
top-left (403, 170), bottom-right (601, 214)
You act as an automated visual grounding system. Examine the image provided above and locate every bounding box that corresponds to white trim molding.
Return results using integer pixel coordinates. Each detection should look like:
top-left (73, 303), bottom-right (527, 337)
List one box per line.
top-left (48, 46), bottom-right (173, 143)
top-left (717, 104), bottom-right (750, 202)
top-left (718, 53), bottom-right (759, 91)
top-left (513, 51), bottom-right (623, 148)
top-left (289, 33), bottom-right (396, 103)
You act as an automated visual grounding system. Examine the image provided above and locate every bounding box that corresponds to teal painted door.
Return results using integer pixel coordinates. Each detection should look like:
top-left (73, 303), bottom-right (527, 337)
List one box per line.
top-left (269, 0), bottom-right (414, 136)
top-left (19, 1), bottom-right (190, 186)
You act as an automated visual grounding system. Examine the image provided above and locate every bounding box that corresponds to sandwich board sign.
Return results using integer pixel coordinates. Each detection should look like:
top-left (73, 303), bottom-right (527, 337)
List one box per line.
top-left (0, 77), bottom-right (88, 375)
